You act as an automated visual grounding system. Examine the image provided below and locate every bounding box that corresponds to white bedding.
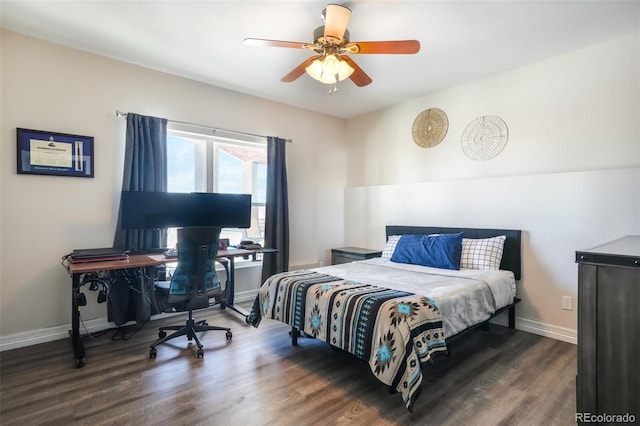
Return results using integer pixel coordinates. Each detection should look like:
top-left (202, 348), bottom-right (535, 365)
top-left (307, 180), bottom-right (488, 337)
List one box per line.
top-left (313, 258), bottom-right (516, 337)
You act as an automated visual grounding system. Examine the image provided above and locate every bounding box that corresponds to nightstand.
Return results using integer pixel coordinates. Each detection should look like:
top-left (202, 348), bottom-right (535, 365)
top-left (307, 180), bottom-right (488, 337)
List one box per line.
top-left (331, 247), bottom-right (382, 265)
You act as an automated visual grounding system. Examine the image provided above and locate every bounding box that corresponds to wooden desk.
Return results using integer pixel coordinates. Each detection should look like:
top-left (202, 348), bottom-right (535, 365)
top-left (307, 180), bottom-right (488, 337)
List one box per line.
top-left (67, 254), bottom-right (159, 272)
top-left (65, 248), bottom-right (265, 368)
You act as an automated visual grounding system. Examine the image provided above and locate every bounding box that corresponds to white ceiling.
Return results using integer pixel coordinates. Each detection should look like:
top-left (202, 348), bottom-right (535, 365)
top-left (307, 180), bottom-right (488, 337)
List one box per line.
top-left (2, 1), bottom-right (639, 119)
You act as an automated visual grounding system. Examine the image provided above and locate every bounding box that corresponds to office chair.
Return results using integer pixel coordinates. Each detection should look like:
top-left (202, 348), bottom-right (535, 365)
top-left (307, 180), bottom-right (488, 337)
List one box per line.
top-left (149, 226), bottom-right (232, 359)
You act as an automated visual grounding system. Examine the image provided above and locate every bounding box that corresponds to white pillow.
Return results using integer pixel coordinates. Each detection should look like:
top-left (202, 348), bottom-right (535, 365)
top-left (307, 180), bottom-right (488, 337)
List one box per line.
top-left (461, 235), bottom-right (506, 270)
top-left (381, 235), bottom-right (401, 260)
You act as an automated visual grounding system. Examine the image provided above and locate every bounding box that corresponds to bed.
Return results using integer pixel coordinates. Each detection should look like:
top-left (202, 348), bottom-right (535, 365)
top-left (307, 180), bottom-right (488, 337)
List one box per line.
top-left (248, 226), bottom-right (522, 411)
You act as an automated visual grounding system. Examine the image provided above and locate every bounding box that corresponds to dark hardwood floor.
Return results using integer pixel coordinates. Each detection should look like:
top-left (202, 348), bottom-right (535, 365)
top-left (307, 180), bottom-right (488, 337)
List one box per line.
top-left (0, 304), bottom-right (577, 425)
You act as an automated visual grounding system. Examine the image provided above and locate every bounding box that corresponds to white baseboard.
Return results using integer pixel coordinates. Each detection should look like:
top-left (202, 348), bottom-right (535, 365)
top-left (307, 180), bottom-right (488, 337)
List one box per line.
top-left (1, 294), bottom-right (575, 352)
top-left (515, 317), bottom-right (577, 345)
top-left (0, 290), bottom-right (260, 352)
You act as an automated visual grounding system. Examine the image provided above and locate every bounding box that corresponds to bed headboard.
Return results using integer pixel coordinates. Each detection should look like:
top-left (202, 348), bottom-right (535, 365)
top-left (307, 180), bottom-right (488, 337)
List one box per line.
top-left (385, 225), bottom-right (522, 280)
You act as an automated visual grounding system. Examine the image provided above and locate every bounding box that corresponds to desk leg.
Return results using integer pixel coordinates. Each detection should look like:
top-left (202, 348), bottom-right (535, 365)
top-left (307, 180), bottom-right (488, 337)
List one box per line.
top-left (222, 256), bottom-right (250, 321)
top-left (71, 273), bottom-right (85, 368)
top-left (227, 256), bottom-right (235, 306)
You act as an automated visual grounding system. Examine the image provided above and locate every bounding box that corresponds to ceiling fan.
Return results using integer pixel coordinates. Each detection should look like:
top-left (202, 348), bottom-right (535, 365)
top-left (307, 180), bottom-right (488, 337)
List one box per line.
top-left (243, 3), bottom-right (420, 93)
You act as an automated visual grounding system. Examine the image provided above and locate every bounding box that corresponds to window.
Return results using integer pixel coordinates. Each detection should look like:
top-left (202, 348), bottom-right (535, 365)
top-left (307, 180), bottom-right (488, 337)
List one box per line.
top-left (166, 124), bottom-right (267, 251)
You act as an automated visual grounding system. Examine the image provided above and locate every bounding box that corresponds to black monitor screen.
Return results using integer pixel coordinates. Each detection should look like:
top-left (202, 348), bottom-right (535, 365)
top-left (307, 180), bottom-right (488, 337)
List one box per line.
top-left (121, 191), bottom-right (251, 229)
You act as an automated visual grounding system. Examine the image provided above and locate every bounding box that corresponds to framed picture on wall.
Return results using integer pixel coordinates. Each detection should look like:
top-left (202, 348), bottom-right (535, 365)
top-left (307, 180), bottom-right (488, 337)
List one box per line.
top-left (16, 128), bottom-right (94, 177)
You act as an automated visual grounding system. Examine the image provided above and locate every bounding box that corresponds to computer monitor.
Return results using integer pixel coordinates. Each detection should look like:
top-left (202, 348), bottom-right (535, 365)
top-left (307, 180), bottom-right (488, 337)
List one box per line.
top-left (120, 191), bottom-right (252, 229)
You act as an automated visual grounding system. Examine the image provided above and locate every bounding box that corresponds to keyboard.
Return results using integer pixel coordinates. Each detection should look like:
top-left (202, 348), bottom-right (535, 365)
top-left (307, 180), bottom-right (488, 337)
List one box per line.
top-left (164, 248), bottom-right (178, 258)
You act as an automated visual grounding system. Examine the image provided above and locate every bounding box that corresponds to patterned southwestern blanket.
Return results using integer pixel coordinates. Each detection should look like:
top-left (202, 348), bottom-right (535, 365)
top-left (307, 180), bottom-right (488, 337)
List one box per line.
top-left (248, 270), bottom-right (448, 411)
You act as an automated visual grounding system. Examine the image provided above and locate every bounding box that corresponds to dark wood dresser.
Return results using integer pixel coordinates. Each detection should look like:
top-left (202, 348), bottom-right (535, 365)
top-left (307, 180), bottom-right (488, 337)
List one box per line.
top-left (331, 247), bottom-right (382, 265)
top-left (575, 236), bottom-right (640, 424)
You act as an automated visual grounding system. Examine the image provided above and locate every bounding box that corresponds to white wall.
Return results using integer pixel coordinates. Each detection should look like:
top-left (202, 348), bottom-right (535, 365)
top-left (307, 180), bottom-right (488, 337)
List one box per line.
top-left (346, 34), bottom-right (639, 186)
top-left (345, 168), bottom-right (640, 341)
top-left (0, 30), bottom-right (347, 344)
top-left (343, 33), bottom-right (640, 342)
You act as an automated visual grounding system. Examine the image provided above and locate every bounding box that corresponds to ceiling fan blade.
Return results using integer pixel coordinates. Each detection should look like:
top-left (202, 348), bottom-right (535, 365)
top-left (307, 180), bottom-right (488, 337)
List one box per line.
top-left (243, 38), bottom-right (315, 50)
top-left (341, 56), bottom-right (372, 87)
top-left (344, 40), bottom-right (421, 54)
top-left (324, 4), bottom-right (351, 43)
top-left (281, 56), bottom-right (319, 82)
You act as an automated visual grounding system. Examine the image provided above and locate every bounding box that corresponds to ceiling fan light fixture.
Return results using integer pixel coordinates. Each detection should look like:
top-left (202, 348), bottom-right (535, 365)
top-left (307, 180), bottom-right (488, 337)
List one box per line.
top-left (336, 58), bottom-right (355, 80)
top-left (322, 53), bottom-right (340, 75)
top-left (305, 59), bottom-right (328, 82)
top-left (305, 54), bottom-right (354, 85)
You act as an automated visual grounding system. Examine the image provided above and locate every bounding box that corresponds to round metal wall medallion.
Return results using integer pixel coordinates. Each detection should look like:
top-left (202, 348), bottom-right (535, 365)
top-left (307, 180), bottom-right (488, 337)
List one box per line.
top-left (461, 115), bottom-right (509, 160)
top-left (412, 108), bottom-right (449, 148)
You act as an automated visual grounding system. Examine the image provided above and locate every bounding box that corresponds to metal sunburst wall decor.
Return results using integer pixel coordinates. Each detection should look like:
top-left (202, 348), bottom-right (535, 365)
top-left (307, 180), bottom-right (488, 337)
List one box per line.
top-left (412, 108), bottom-right (449, 148)
top-left (461, 115), bottom-right (509, 160)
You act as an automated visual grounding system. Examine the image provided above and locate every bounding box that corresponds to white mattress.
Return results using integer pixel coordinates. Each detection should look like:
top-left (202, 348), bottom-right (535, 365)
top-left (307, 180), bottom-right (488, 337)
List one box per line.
top-left (313, 258), bottom-right (516, 338)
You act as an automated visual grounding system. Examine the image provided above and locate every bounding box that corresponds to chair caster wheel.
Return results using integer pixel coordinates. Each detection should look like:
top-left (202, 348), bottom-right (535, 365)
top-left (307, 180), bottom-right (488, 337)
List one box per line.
top-left (149, 348), bottom-right (157, 358)
top-left (196, 349), bottom-right (204, 358)
top-left (226, 331), bottom-right (233, 340)
top-left (158, 331), bottom-right (166, 338)
top-left (75, 358), bottom-right (84, 368)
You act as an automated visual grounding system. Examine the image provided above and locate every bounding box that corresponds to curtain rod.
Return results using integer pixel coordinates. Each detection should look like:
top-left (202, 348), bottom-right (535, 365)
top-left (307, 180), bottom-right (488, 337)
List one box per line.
top-left (115, 110), bottom-right (291, 143)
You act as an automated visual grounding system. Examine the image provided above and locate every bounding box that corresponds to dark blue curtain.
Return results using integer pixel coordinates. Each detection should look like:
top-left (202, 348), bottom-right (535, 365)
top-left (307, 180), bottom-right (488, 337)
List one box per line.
top-left (261, 136), bottom-right (289, 283)
top-left (113, 113), bottom-right (168, 252)
top-left (110, 113), bottom-right (167, 326)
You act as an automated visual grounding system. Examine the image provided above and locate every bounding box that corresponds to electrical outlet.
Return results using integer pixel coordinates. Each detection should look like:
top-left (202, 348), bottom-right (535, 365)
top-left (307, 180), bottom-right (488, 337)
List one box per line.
top-left (562, 296), bottom-right (573, 311)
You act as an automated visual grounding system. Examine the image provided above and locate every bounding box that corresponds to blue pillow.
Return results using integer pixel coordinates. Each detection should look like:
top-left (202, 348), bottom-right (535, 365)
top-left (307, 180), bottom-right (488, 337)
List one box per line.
top-left (390, 233), bottom-right (463, 270)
